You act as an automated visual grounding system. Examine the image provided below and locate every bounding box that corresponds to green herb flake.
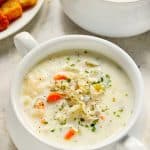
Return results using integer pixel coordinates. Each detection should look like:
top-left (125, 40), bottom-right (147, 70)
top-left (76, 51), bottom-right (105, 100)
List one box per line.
top-left (101, 106), bottom-right (109, 112)
top-left (112, 98), bottom-right (116, 102)
top-left (61, 85), bottom-right (66, 90)
top-left (101, 109), bottom-right (105, 112)
top-left (67, 78), bottom-right (71, 83)
top-left (66, 57), bottom-right (70, 61)
top-left (85, 125), bottom-right (89, 128)
top-left (90, 119), bottom-right (99, 127)
top-left (60, 120), bottom-right (67, 125)
top-left (91, 126), bottom-right (96, 132)
top-left (105, 74), bottom-right (110, 78)
top-left (43, 121), bottom-right (48, 125)
top-left (113, 112), bottom-right (116, 115)
top-left (92, 81), bottom-right (100, 84)
top-left (70, 64), bottom-right (75, 67)
top-left (119, 109), bottom-right (124, 112)
top-left (80, 118), bottom-right (85, 122)
top-left (116, 114), bottom-right (120, 118)
top-left (78, 120), bottom-right (84, 126)
top-left (100, 77), bottom-right (104, 82)
top-left (59, 104), bottom-right (64, 111)
top-left (90, 123), bottom-right (95, 127)
top-left (74, 118), bottom-right (77, 121)
top-left (84, 50), bottom-right (88, 54)
top-left (50, 129), bottom-right (55, 132)
top-left (85, 70), bottom-right (89, 73)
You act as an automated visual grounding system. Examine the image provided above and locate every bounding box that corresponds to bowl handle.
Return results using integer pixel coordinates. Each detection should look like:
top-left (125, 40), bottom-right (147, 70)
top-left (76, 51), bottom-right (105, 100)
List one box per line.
top-left (117, 136), bottom-right (147, 150)
top-left (14, 32), bottom-right (38, 57)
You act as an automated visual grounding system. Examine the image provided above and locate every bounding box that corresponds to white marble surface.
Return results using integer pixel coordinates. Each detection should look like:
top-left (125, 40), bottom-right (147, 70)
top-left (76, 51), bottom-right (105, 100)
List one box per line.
top-left (0, 0), bottom-right (150, 149)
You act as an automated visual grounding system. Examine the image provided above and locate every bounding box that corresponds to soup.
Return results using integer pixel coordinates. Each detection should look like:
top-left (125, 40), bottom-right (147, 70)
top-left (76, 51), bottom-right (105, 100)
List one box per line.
top-left (21, 50), bottom-right (133, 149)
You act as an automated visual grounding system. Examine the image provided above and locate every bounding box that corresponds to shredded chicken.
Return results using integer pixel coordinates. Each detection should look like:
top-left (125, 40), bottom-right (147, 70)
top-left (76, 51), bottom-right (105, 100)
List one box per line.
top-left (49, 69), bottom-right (111, 123)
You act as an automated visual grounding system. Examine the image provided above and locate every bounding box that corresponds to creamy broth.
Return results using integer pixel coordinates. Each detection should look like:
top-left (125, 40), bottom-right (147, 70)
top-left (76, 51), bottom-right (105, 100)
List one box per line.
top-left (21, 50), bottom-right (133, 149)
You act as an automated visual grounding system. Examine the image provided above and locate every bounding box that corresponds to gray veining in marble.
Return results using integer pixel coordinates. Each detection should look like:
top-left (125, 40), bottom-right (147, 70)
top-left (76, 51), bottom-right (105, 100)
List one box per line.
top-left (0, 0), bottom-right (150, 149)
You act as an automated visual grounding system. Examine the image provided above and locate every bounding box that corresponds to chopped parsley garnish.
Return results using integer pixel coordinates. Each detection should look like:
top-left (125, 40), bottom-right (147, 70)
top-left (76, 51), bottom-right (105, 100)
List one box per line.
top-left (101, 107), bottom-right (109, 112)
top-left (92, 74), bottom-right (111, 89)
top-left (112, 98), bottom-right (116, 102)
top-left (118, 109), bottom-right (124, 112)
top-left (59, 104), bottom-right (64, 111)
top-left (70, 64), bottom-right (75, 67)
top-left (74, 118), bottom-right (77, 121)
top-left (113, 112), bottom-right (116, 115)
top-left (91, 126), bottom-right (96, 132)
top-left (80, 118), bottom-right (85, 122)
top-left (105, 74), bottom-right (110, 78)
top-left (78, 120), bottom-right (83, 126)
top-left (90, 123), bottom-right (95, 127)
top-left (60, 120), bottom-right (67, 125)
top-left (67, 78), bottom-right (71, 83)
top-left (92, 119), bottom-right (99, 125)
top-left (92, 81), bottom-right (101, 84)
top-left (85, 70), bottom-right (89, 73)
top-left (85, 125), bottom-right (89, 128)
top-left (116, 114), bottom-right (120, 118)
top-left (100, 77), bottom-right (104, 82)
top-left (66, 57), bottom-right (70, 61)
top-left (84, 50), bottom-right (88, 54)
top-left (89, 119), bottom-right (98, 132)
top-left (50, 129), bottom-right (55, 132)
top-left (102, 74), bottom-right (111, 88)
top-left (61, 85), bottom-right (66, 90)
top-left (44, 121), bottom-right (48, 125)
top-left (113, 109), bottom-right (124, 118)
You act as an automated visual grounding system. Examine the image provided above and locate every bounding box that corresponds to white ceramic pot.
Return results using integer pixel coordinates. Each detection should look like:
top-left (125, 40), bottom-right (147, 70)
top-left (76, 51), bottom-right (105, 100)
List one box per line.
top-left (60, 0), bottom-right (150, 37)
top-left (7, 32), bottom-right (146, 150)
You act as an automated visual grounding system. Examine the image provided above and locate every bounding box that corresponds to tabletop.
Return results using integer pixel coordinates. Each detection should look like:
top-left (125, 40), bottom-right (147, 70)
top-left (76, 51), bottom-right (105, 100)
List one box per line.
top-left (0, 0), bottom-right (150, 150)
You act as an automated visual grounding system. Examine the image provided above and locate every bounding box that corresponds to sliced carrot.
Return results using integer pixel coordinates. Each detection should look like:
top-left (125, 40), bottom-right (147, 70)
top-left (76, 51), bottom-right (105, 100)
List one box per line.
top-left (47, 92), bottom-right (62, 103)
top-left (64, 128), bottom-right (76, 140)
top-left (54, 74), bottom-right (68, 80)
top-left (100, 115), bottom-right (106, 121)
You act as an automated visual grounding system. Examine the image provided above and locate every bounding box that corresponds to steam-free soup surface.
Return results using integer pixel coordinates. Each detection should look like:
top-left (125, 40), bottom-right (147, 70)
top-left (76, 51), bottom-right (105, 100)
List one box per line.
top-left (21, 50), bottom-right (133, 149)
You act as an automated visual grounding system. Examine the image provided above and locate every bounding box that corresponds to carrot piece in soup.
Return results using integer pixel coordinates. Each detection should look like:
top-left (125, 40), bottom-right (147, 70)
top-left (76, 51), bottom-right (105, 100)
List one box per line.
top-left (54, 74), bottom-right (68, 80)
top-left (47, 92), bottom-right (62, 103)
top-left (100, 115), bottom-right (106, 120)
top-left (64, 128), bottom-right (76, 140)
